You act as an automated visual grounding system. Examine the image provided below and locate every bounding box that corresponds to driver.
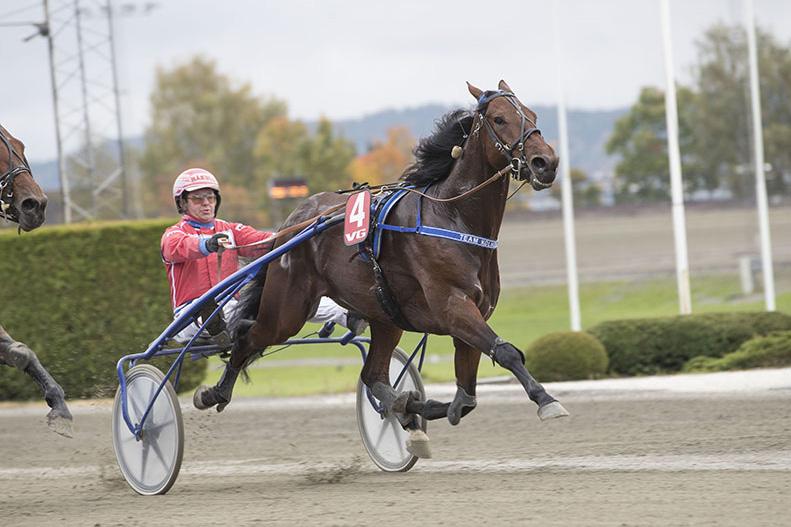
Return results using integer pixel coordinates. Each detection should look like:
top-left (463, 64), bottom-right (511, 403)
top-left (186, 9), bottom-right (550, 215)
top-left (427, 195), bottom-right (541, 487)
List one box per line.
top-left (161, 168), bottom-right (366, 345)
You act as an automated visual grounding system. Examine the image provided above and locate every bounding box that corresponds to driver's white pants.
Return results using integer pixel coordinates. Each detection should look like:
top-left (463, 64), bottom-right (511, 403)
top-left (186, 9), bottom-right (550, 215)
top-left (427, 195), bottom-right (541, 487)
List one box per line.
top-left (172, 296), bottom-right (348, 343)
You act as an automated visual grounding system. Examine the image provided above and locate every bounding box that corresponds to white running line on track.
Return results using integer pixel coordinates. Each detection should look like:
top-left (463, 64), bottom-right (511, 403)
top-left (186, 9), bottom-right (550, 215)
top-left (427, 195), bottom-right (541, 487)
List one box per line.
top-left (3, 451), bottom-right (791, 480)
top-left (3, 367), bottom-right (790, 417)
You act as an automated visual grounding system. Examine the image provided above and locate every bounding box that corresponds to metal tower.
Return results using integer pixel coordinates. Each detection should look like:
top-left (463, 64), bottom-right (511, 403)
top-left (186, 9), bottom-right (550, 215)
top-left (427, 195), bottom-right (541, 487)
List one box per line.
top-left (42, 0), bottom-right (129, 222)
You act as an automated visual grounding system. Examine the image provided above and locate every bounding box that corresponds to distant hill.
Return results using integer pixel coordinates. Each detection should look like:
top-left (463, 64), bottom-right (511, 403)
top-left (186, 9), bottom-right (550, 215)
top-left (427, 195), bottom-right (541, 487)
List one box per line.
top-left (30, 105), bottom-right (626, 191)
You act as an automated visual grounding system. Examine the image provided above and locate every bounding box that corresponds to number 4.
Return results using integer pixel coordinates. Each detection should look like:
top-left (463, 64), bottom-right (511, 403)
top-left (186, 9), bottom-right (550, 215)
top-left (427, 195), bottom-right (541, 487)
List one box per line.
top-left (349, 192), bottom-right (366, 228)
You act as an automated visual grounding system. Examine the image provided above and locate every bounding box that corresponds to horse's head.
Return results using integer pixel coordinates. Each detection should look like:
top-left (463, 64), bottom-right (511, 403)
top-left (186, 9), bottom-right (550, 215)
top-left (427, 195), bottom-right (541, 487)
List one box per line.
top-left (0, 126), bottom-right (47, 231)
top-left (467, 80), bottom-right (558, 190)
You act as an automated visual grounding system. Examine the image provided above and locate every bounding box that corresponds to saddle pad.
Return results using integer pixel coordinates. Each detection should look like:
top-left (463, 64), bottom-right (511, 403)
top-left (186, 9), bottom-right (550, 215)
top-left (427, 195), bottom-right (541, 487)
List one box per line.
top-left (370, 188), bottom-right (411, 259)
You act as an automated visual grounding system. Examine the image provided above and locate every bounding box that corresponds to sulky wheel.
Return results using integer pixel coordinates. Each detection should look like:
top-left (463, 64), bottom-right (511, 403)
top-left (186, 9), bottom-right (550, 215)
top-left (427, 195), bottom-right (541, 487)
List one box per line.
top-left (112, 364), bottom-right (184, 495)
top-left (356, 346), bottom-right (426, 472)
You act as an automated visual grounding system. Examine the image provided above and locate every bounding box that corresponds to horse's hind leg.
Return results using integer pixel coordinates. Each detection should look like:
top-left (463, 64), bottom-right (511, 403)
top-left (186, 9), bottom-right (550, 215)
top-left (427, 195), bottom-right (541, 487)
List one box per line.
top-left (0, 329), bottom-right (73, 437)
top-left (194, 276), bottom-right (319, 412)
top-left (361, 321), bottom-right (432, 458)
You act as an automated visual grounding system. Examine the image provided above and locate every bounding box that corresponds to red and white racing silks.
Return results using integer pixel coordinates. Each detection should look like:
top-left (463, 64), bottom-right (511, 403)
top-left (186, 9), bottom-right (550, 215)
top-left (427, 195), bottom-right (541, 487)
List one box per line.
top-left (161, 215), bottom-right (273, 309)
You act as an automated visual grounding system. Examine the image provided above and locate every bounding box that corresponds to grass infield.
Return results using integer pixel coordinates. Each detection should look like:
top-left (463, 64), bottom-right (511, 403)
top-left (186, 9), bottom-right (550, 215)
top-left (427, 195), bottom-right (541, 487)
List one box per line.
top-left (202, 272), bottom-right (791, 398)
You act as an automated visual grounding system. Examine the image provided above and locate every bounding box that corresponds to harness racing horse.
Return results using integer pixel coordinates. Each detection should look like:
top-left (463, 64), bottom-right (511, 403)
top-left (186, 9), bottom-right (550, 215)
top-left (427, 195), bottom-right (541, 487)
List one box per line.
top-left (0, 124), bottom-right (72, 437)
top-left (195, 81), bottom-right (568, 455)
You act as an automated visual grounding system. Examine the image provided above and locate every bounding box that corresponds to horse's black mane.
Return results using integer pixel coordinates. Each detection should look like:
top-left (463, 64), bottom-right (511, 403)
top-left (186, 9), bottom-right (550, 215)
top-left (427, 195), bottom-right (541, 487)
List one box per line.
top-left (402, 109), bottom-right (474, 186)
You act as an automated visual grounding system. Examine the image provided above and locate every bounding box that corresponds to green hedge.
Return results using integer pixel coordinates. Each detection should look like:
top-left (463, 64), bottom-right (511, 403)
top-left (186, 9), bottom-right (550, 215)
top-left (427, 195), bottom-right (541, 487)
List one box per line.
top-left (525, 331), bottom-right (608, 382)
top-left (0, 219), bottom-right (206, 400)
top-left (684, 330), bottom-right (791, 372)
top-left (588, 312), bottom-right (791, 376)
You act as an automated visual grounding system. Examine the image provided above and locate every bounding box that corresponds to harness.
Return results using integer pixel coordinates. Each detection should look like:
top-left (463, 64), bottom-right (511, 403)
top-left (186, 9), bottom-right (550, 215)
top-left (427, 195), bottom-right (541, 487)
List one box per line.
top-left (0, 126), bottom-right (32, 223)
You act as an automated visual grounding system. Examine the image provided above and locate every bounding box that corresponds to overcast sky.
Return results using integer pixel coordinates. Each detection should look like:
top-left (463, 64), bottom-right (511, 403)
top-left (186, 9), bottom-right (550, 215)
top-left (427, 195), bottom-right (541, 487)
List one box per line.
top-left (2, 0), bottom-right (791, 161)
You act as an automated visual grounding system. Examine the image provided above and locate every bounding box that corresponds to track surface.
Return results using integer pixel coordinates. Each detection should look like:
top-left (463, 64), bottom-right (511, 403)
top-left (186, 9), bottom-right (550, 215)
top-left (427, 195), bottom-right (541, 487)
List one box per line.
top-left (2, 372), bottom-right (791, 526)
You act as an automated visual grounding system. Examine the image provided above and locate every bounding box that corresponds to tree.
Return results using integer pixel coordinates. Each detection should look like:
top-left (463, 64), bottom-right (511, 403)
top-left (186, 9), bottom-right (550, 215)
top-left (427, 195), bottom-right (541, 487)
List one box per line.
top-left (253, 116), bottom-right (356, 224)
top-left (254, 115), bottom-right (356, 196)
top-left (349, 126), bottom-right (415, 186)
top-left (300, 117), bottom-right (357, 192)
top-left (608, 24), bottom-right (791, 203)
top-left (690, 24), bottom-right (791, 197)
top-left (139, 56), bottom-right (286, 218)
top-left (253, 116), bottom-right (310, 182)
top-left (605, 86), bottom-right (697, 203)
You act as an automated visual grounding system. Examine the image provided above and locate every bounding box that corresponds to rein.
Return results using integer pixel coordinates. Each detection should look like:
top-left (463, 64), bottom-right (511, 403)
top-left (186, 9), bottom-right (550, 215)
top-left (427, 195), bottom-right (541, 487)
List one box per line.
top-left (385, 163), bottom-right (513, 204)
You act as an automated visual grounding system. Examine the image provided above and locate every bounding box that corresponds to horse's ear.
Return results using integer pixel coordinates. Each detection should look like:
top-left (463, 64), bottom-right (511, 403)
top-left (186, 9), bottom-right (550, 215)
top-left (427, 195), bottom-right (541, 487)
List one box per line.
top-left (467, 82), bottom-right (483, 100)
top-left (498, 79), bottom-right (513, 93)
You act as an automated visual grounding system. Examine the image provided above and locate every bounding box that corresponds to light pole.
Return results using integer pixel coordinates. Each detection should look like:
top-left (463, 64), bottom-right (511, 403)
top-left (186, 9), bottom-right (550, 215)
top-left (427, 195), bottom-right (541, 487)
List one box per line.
top-left (659, 0), bottom-right (692, 315)
top-left (744, 0), bottom-right (776, 311)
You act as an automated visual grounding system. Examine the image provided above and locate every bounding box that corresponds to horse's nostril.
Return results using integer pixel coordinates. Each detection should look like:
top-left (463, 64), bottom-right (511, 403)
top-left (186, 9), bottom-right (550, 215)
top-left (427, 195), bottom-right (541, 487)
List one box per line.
top-left (530, 156), bottom-right (548, 173)
top-left (21, 198), bottom-right (40, 213)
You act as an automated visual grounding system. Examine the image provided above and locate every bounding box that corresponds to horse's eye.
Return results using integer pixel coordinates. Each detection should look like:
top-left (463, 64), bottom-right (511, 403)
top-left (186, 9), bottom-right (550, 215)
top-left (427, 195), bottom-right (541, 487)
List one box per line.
top-left (493, 116), bottom-right (505, 125)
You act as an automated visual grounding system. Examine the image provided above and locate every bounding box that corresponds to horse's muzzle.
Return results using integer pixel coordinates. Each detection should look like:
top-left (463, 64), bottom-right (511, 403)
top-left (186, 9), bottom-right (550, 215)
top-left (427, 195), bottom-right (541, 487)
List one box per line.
top-left (16, 196), bottom-right (47, 231)
top-left (526, 154), bottom-right (558, 190)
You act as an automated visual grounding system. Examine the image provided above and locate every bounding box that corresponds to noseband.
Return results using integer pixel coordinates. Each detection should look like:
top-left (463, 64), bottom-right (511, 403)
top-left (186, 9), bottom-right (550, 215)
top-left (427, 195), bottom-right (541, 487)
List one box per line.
top-left (474, 90), bottom-right (545, 185)
top-left (0, 127), bottom-right (32, 223)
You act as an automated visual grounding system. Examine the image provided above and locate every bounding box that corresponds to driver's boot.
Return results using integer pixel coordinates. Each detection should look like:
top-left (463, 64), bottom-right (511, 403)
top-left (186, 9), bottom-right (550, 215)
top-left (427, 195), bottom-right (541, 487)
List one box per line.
top-left (197, 300), bottom-right (232, 348)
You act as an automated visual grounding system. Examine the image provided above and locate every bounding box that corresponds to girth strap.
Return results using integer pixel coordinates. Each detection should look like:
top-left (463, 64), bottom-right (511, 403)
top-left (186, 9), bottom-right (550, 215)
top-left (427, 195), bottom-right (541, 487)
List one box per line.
top-left (364, 245), bottom-right (418, 332)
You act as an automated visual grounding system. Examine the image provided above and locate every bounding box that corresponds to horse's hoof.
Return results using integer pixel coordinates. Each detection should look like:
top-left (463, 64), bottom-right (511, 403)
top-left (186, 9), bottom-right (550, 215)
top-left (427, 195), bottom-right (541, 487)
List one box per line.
top-left (406, 429), bottom-right (432, 459)
top-left (538, 401), bottom-right (570, 421)
top-left (193, 385), bottom-right (211, 410)
top-left (216, 401), bottom-right (229, 413)
top-left (47, 411), bottom-right (73, 438)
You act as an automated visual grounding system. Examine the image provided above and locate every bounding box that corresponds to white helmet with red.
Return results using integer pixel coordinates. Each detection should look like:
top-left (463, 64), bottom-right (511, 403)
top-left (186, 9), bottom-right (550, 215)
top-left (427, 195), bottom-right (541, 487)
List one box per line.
top-left (172, 168), bottom-right (221, 215)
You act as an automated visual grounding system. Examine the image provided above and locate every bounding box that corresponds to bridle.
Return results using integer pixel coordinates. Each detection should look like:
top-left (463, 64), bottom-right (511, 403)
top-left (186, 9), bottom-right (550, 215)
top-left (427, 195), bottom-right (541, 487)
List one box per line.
top-left (473, 90), bottom-right (549, 188)
top-left (0, 126), bottom-right (32, 223)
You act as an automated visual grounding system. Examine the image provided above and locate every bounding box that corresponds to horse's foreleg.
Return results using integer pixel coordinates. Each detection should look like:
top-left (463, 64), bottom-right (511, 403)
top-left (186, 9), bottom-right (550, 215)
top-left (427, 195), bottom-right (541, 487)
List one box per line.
top-left (491, 339), bottom-right (569, 419)
top-left (447, 296), bottom-right (569, 421)
top-left (405, 338), bottom-right (480, 424)
top-left (0, 333), bottom-right (73, 437)
top-left (446, 337), bottom-right (480, 425)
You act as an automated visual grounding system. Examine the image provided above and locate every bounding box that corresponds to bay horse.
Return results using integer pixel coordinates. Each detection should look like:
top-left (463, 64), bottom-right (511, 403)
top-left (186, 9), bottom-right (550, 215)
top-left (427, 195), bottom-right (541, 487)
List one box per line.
top-left (195, 80), bottom-right (568, 455)
top-left (0, 124), bottom-right (72, 437)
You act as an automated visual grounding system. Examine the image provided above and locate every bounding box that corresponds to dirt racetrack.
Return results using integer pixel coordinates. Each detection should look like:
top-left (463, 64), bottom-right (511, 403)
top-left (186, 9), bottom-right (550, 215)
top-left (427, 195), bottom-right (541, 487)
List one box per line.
top-left (2, 373), bottom-right (791, 527)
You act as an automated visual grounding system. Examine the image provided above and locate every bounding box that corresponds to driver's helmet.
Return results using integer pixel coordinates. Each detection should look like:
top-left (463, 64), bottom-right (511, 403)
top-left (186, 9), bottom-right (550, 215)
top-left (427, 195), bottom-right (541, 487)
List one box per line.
top-left (172, 168), bottom-right (221, 215)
